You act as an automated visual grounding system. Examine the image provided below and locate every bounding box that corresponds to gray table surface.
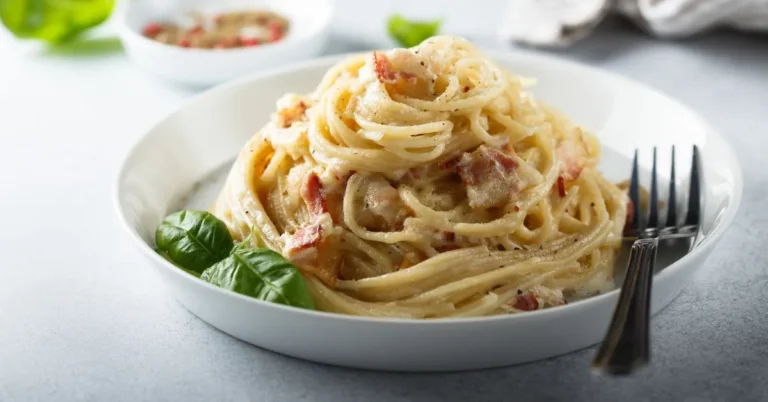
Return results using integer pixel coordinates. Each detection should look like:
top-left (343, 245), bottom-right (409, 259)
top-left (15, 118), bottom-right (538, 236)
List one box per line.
top-left (1, 5), bottom-right (767, 402)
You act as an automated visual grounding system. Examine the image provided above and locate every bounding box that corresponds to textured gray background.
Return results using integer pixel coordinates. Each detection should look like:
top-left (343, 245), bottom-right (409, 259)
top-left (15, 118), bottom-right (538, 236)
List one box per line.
top-left (1, 1), bottom-right (767, 401)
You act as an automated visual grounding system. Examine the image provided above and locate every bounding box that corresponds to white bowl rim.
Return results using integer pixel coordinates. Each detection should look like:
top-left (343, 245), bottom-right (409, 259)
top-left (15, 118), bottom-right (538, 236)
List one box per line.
top-left (114, 50), bottom-right (744, 326)
top-left (116, 0), bottom-right (334, 55)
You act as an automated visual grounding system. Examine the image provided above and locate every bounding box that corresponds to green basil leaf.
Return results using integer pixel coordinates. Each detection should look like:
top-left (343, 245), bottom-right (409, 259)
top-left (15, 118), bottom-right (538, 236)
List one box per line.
top-left (157, 250), bottom-right (202, 278)
top-left (387, 14), bottom-right (441, 48)
top-left (201, 248), bottom-right (315, 310)
top-left (0, 0), bottom-right (115, 43)
top-left (181, 268), bottom-right (202, 278)
top-left (155, 210), bottom-right (234, 273)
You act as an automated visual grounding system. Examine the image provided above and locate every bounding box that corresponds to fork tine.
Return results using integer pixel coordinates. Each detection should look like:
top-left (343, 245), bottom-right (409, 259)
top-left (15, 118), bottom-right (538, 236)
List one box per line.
top-left (685, 145), bottom-right (701, 227)
top-left (626, 149), bottom-right (643, 235)
top-left (595, 145), bottom-right (700, 374)
top-left (647, 147), bottom-right (659, 229)
top-left (666, 146), bottom-right (677, 228)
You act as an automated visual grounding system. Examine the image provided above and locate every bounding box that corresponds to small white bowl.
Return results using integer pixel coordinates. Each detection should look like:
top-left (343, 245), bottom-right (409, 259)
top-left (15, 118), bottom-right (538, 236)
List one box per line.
top-left (118, 0), bottom-right (333, 87)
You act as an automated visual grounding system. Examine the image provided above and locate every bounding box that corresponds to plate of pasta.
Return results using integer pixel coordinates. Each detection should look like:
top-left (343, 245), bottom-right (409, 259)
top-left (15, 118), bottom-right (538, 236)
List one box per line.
top-left (115, 36), bottom-right (741, 371)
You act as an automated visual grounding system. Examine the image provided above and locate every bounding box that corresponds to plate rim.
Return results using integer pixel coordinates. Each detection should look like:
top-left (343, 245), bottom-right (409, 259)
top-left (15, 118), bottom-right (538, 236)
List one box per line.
top-left (114, 49), bottom-right (744, 325)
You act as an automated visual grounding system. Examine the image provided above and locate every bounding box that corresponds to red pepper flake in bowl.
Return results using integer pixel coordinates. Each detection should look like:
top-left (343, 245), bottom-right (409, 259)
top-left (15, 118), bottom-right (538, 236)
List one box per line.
top-left (141, 10), bottom-right (289, 49)
top-left (241, 37), bottom-right (260, 47)
top-left (188, 24), bottom-right (204, 35)
top-left (142, 22), bottom-right (162, 37)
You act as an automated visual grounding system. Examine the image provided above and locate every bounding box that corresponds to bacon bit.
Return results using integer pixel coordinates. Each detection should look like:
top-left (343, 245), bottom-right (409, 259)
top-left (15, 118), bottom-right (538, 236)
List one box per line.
top-left (286, 222), bottom-right (322, 251)
top-left (463, 86), bottom-right (470, 93)
top-left (557, 138), bottom-right (588, 181)
top-left (513, 205), bottom-right (520, 212)
top-left (285, 219), bottom-right (342, 287)
top-left (438, 156), bottom-right (461, 171)
top-left (142, 22), bottom-right (162, 37)
top-left (557, 176), bottom-right (567, 197)
top-left (178, 38), bottom-right (191, 48)
top-left (513, 291), bottom-right (539, 311)
top-left (373, 51), bottom-right (417, 84)
top-left (188, 24), bottom-right (204, 35)
top-left (626, 199), bottom-right (634, 225)
top-left (276, 100), bottom-right (308, 128)
top-left (457, 145), bottom-right (521, 209)
top-left (373, 52), bottom-right (392, 82)
top-left (301, 172), bottom-right (327, 217)
top-left (459, 147), bottom-right (518, 187)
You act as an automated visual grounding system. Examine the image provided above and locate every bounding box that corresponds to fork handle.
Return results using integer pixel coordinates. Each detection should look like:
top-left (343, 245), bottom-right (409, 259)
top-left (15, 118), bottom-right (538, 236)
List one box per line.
top-left (591, 238), bottom-right (658, 375)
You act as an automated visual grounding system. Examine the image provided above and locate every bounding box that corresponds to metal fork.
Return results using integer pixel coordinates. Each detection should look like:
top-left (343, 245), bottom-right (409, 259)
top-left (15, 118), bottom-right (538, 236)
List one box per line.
top-left (591, 145), bottom-right (702, 375)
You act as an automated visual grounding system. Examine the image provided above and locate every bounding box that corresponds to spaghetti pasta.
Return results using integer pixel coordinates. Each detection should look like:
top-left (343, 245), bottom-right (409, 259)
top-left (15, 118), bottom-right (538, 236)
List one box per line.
top-left (210, 36), bottom-right (627, 318)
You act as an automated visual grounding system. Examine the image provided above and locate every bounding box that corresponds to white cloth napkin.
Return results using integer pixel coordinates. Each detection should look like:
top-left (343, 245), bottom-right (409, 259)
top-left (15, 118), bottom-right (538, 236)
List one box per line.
top-left (500, 0), bottom-right (768, 46)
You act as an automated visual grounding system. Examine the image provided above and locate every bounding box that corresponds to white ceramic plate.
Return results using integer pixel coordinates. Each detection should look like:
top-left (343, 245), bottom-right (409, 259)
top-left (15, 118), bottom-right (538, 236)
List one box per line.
top-left (115, 51), bottom-right (742, 371)
top-left (118, 0), bottom-right (333, 87)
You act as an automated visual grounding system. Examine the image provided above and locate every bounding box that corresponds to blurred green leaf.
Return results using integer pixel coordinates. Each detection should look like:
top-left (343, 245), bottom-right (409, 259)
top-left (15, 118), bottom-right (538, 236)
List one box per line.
top-left (387, 14), bottom-right (441, 48)
top-left (0, 0), bottom-right (115, 44)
